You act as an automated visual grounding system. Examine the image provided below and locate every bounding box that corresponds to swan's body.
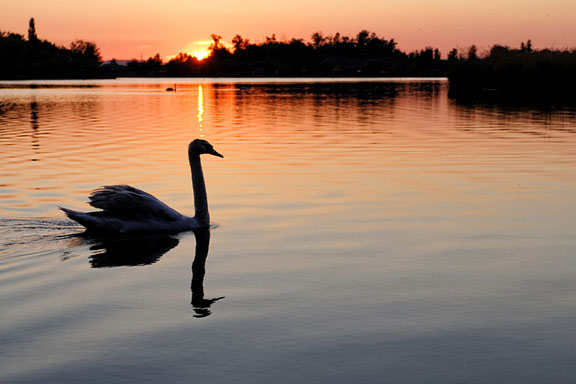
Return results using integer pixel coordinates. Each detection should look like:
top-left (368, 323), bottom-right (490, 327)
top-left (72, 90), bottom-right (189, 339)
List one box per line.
top-left (61, 139), bottom-right (223, 233)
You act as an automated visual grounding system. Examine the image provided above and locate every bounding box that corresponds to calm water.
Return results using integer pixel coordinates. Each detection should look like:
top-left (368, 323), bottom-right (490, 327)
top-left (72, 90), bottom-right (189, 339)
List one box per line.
top-left (1, 78), bottom-right (576, 383)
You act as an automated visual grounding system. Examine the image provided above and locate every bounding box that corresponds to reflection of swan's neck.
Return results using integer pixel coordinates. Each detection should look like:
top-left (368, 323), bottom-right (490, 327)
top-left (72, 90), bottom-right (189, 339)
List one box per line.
top-left (192, 228), bottom-right (210, 304)
top-left (191, 228), bottom-right (223, 318)
top-left (189, 153), bottom-right (209, 227)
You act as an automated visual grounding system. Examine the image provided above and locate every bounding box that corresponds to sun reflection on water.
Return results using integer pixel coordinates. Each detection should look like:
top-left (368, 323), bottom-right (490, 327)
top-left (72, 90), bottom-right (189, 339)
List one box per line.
top-left (197, 85), bottom-right (204, 137)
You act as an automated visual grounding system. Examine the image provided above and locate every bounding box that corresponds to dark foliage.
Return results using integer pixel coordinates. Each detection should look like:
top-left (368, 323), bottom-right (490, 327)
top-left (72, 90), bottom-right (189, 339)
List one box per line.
top-left (0, 19), bottom-right (102, 79)
top-left (448, 42), bottom-right (576, 103)
top-left (157, 30), bottom-right (448, 77)
top-left (4, 19), bottom-right (576, 105)
top-left (2, 24), bottom-right (448, 79)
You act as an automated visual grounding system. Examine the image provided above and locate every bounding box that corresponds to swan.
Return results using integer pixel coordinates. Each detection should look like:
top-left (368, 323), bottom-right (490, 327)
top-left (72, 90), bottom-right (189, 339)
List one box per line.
top-left (60, 139), bottom-right (223, 233)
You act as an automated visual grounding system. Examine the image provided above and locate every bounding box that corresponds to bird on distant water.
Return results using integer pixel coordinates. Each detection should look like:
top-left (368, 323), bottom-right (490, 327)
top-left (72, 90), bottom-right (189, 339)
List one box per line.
top-left (61, 139), bottom-right (223, 233)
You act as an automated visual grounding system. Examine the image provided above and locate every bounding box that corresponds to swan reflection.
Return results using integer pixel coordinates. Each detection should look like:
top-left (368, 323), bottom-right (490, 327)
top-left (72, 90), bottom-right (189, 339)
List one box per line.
top-left (191, 228), bottom-right (224, 318)
top-left (84, 232), bottom-right (179, 267)
top-left (72, 228), bottom-right (223, 317)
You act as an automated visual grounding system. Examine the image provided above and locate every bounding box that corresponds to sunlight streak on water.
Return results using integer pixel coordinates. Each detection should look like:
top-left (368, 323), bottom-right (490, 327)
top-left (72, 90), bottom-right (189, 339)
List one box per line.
top-left (197, 84), bottom-right (204, 137)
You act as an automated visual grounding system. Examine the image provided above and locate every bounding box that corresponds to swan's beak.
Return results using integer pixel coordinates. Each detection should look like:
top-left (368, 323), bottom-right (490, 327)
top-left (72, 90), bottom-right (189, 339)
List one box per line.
top-left (209, 149), bottom-right (224, 158)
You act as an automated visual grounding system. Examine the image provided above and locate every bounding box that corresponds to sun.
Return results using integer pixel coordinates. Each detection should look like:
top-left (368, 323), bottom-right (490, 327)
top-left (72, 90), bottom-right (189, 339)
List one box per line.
top-left (163, 41), bottom-right (212, 62)
top-left (188, 41), bottom-right (211, 61)
top-left (192, 49), bottom-right (210, 61)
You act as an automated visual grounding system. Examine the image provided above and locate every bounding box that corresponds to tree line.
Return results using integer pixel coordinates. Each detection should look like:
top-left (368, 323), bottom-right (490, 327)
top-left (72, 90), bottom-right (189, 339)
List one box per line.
top-left (3, 18), bottom-right (576, 103)
top-left (0, 18), bottom-right (102, 79)
top-left (1, 19), bottom-right (449, 79)
top-left (448, 41), bottom-right (576, 103)
top-left (115, 31), bottom-right (447, 77)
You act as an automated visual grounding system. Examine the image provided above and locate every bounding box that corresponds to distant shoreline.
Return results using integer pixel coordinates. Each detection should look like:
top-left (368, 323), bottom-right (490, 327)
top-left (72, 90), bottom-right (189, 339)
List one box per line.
top-left (448, 47), bottom-right (576, 104)
top-left (3, 22), bottom-right (575, 104)
top-left (0, 75), bottom-right (449, 82)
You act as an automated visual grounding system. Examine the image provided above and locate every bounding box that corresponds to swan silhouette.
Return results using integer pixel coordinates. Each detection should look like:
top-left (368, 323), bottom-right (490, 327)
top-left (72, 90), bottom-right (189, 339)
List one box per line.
top-left (61, 139), bottom-right (223, 233)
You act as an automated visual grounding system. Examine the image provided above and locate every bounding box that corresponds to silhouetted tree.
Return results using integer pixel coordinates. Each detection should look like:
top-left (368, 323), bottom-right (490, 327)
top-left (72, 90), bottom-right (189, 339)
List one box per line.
top-left (311, 32), bottom-right (325, 48)
top-left (331, 32), bottom-right (341, 44)
top-left (0, 18), bottom-right (111, 79)
top-left (165, 53), bottom-right (202, 76)
top-left (467, 45), bottom-right (478, 60)
top-left (70, 40), bottom-right (102, 62)
top-left (232, 34), bottom-right (249, 52)
top-left (69, 39), bottom-right (102, 76)
top-left (148, 53), bottom-right (162, 64)
top-left (489, 44), bottom-right (510, 58)
top-left (356, 30), bottom-right (370, 47)
top-left (209, 34), bottom-right (223, 51)
top-left (145, 53), bottom-right (163, 75)
top-left (265, 34), bottom-right (277, 44)
top-left (447, 48), bottom-right (458, 62)
top-left (520, 40), bottom-right (533, 52)
top-left (207, 33), bottom-right (231, 62)
top-left (28, 18), bottom-right (37, 41)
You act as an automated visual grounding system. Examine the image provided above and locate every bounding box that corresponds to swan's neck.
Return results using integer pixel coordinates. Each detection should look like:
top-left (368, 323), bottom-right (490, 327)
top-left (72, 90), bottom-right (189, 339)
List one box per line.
top-left (189, 153), bottom-right (210, 227)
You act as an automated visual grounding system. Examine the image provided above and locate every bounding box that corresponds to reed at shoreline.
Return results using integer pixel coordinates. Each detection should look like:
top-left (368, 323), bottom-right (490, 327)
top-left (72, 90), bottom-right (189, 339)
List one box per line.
top-left (448, 43), bottom-right (576, 103)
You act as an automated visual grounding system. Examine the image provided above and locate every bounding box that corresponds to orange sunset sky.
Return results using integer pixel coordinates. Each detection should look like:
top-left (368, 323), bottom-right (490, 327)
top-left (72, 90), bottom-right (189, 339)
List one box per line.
top-left (2, 0), bottom-right (576, 60)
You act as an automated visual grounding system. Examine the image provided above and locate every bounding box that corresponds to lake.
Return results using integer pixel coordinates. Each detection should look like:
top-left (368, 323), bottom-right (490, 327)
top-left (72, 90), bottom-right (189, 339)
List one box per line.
top-left (1, 78), bottom-right (576, 383)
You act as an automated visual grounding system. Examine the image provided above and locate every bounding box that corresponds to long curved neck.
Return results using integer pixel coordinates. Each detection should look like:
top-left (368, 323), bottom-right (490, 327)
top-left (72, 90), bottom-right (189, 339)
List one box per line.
top-left (189, 152), bottom-right (210, 227)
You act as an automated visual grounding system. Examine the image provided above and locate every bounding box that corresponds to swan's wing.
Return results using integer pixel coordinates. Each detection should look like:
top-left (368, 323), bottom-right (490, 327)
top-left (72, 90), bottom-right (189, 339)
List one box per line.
top-left (88, 185), bottom-right (183, 222)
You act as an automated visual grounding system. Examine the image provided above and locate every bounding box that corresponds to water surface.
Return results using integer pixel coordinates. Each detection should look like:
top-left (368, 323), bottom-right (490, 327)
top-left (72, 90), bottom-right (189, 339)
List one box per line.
top-left (1, 78), bottom-right (576, 383)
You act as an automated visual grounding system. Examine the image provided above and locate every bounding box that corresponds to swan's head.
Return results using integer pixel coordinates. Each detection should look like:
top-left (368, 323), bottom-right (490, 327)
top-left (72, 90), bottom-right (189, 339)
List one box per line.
top-left (189, 139), bottom-right (224, 158)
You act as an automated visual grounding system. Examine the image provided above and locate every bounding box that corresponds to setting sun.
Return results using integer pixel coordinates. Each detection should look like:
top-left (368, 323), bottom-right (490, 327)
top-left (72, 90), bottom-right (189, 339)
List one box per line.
top-left (192, 49), bottom-right (210, 61)
top-left (189, 41), bottom-right (211, 61)
top-left (164, 41), bottom-right (211, 62)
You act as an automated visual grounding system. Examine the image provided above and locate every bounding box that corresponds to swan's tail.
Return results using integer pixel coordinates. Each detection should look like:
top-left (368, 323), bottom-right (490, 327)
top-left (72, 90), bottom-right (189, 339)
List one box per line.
top-left (60, 207), bottom-right (89, 227)
top-left (60, 207), bottom-right (110, 231)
